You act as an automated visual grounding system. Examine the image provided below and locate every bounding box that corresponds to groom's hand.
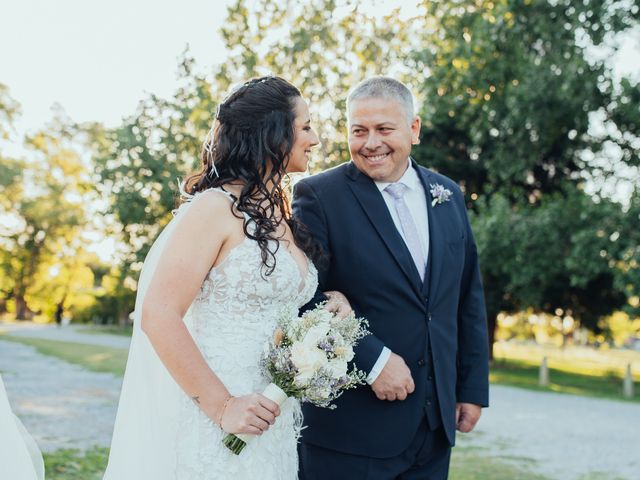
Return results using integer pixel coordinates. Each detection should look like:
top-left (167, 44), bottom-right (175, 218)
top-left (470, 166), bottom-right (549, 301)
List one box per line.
top-left (455, 402), bottom-right (482, 433)
top-left (371, 352), bottom-right (415, 401)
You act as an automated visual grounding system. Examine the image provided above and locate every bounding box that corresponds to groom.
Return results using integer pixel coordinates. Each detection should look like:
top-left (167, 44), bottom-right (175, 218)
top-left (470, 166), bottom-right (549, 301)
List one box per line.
top-left (293, 77), bottom-right (489, 479)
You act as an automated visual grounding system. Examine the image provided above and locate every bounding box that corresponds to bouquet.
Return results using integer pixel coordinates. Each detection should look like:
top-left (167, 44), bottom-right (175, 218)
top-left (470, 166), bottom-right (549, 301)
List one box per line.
top-left (222, 303), bottom-right (370, 454)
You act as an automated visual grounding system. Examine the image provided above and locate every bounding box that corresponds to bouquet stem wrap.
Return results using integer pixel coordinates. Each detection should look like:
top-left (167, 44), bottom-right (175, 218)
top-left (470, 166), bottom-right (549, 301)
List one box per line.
top-left (222, 383), bottom-right (288, 455)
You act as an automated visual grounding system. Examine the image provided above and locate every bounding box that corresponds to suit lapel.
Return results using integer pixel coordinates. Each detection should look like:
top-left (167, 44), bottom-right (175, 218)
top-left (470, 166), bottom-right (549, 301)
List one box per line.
top-left (415, 162), bottom-right (445, 303)
top-left (345, 163), bottom-right (423, 297)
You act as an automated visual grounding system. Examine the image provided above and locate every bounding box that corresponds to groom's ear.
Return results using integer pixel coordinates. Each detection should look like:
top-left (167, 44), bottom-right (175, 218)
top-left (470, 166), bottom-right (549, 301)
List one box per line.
top-left (411, 116), bottom-right (421, 145)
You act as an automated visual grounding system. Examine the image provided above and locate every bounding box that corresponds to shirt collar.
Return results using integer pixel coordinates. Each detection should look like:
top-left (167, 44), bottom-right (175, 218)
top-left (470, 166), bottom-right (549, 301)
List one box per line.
top-left (375, 157), bottom-right (420, 193)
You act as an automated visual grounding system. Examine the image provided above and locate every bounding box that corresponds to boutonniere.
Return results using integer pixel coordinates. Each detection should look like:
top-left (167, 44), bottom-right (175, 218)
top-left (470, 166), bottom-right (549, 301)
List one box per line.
top-left (429, 183), bottom-right (452, 207)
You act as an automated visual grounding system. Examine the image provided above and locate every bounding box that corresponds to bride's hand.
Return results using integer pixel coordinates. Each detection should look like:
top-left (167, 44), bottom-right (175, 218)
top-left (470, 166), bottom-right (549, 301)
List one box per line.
top-left (323, 290), bottom-right (353, 319)
top-left (219, 393), bottom-right (281, 435)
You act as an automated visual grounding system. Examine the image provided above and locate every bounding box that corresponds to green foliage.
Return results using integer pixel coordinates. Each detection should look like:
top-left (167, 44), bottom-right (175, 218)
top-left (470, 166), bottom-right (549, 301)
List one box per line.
top-left (407, 0), bottom-right (640, 346)
top-left (412, 0), bottom-right (639, 201)
top-left (0, 83), bottom-right (20, 140)
top-left (0, 112), bottom-right (97, 320)
top-left (86, 0), bottom-right (412, 320)
top-left (75, 0), bottom-right (640, 335)
top-left (71, 266), bottom-right (137, 326)
top-left (87, 56), bottom-right (219, 275)
top-left (43, 446), bottom-right (108, 480)
top-left (611, 188), bottom-right (640, 316)
top-left (217, 0), bottom-right (414, 167)
top-left (471, 188), bottom-right (628, 332)
top-left (599, 311), bottom-right (640, 346)
top-left (450, 445), bottom-right (551, 480)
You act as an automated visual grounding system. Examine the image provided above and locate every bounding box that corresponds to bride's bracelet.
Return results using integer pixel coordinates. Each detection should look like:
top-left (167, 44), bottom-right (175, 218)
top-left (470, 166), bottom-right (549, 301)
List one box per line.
top-left (217, 395), bottom-right (233, 427)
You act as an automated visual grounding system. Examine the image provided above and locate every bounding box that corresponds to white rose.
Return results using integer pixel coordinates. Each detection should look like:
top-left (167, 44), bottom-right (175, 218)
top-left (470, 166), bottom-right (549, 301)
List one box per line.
top-left (290, 342), bottom-right (328, 385)
top-left (327, 358), bottom-right (348, 379)
top-left (334, 345), bottom-right (354, 362)
top-left (302, 324), bottom-right (330, 348)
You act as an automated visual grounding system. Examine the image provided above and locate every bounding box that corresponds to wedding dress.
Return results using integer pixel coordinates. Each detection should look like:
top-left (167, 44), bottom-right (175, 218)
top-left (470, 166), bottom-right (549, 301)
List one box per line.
top-left (0, 374), bottom-right (45, 480)
top-left (104, 188), bottom-right (317, 479)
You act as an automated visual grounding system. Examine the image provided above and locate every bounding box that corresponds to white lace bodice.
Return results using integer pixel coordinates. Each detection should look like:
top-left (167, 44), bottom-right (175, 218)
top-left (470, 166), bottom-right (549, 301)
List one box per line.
top-left (175, 189), bottom-right (318, 479)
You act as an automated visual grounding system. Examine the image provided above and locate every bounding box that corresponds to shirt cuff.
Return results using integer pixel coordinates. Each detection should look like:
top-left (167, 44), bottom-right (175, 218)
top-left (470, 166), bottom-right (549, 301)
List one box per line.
top-left (366, 347), bottom-right (391, 384)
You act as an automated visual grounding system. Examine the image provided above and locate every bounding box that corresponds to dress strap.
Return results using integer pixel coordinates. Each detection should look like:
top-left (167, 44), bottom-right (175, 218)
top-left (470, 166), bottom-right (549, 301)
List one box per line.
top-left (205, 188), bottom-right (252, 222)
top-left (174, 184), bottom-right (247, 221)
top-left (207, 187), bottom-right (235, 203)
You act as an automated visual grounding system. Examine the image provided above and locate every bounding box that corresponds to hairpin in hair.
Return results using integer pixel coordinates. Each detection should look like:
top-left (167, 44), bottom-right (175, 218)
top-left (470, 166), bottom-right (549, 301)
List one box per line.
top-left (203, 125), bottom-right (220, 179)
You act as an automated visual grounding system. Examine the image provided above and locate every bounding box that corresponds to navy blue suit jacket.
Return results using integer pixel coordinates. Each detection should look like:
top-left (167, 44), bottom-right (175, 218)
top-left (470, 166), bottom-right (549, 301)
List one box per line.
top-left (292, 160), bottom-right (489, 458)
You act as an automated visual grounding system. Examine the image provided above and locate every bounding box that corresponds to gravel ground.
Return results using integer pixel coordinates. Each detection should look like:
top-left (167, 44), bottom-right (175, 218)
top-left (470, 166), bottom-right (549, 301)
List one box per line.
top-left (0, 338), bottom-right (122, 452)
top-left (1, 323), bottom-right (638, 478)
top-left (458, 384), bottom-right (640, 480)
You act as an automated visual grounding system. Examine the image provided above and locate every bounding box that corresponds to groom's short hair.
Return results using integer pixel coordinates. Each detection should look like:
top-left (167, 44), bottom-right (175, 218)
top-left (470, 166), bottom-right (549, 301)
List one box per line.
top-left (347, 77), bottom-right (416, 124)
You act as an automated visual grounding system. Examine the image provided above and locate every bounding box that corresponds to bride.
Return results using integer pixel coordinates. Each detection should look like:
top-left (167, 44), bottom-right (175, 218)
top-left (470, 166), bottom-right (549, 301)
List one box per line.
top-left (104, 76), bottom-right (345, 479)
top-left (0, 374), bottom-right (45, 480)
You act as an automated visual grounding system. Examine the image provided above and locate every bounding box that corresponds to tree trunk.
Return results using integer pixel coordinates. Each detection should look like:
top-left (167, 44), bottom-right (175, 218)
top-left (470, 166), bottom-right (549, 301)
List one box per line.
top-left (14, 295), bottom-right (34, 320)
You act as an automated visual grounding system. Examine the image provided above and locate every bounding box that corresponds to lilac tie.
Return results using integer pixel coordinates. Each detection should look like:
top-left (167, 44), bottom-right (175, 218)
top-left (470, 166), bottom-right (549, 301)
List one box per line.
top-left (385, 183), bottom-right (426, 280)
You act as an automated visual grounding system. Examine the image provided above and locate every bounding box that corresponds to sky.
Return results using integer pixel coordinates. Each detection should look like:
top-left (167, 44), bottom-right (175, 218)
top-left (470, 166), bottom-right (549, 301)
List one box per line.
top-left (0, 0), bottom-right (422, 138)
top-left (1, 0), bottom-right (638, 136)
top-left (1, 0), bottom-right (231, 134)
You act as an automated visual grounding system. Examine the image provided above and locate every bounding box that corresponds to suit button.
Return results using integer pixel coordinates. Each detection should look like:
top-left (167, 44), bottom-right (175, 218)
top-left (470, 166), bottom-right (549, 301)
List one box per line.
top-left (426, 400), bottom-right (432, 406)
top-left (427, 312), bottom-right (432, 322)
top-left (417, 359), bottom-right (425, 367)
top-left (428, 375), bottom-right (433, 382)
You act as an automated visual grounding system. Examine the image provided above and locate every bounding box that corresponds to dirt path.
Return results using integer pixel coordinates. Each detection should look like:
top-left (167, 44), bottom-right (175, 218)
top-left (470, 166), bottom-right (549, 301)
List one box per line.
top-left (0, 338), bottom-right (122, 452)
top-left (458, 384), bottom-right (639, 480)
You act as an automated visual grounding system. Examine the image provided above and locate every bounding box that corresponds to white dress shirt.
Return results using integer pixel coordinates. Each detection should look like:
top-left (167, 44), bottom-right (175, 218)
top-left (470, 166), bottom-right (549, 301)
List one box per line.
top-left (365, 158), bottom-right (430, 384)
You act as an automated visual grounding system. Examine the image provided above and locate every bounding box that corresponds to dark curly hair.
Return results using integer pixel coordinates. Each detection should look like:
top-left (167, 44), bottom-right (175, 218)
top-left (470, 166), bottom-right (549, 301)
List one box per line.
top-left (183, 76), bottom-right (319, 275)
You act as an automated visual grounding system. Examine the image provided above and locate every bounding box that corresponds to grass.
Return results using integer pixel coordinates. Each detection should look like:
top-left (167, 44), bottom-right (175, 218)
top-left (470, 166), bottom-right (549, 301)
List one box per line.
top-left (576, 474), bottom-right (628, 480)
top-left (77, 324), bottom-right (133, 337)
top-left (494, 342), bottom-right (640, 380)
top-left (450, 445), bottom-right (551, 480)
top-left (491, 341), bottom-right (639, 403)
top-left (43, 447), bottom-right (109, 480)
top-left (490, 358), bottom-right (639, 402)
top-left (40, 445), bottom-right (557, 480)
top-left (0, 335), bottom-right (127, 377)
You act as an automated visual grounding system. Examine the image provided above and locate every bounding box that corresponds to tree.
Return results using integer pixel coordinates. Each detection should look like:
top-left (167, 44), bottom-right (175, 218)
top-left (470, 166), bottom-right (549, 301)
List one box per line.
top-left (89, 0), bottom-right (411, 320)
top-left (89, 0), bottom-right (639, 335)
top-left (88, 56), bottom-right (218, 273)
top-left (216, 0), bottom-right (415, 167)
top-left (409, 0), bottom-right (640, 353)
top-left (0, 83), bottom-right (21, 313)
top-left (0, 116), bottom-right (93, 319)
top-left (0, 83), bottom-right (19, 141)
top-left (612, 187), bottom-right (640, 317)
top-left (471, 187), bottom-right (628, 342)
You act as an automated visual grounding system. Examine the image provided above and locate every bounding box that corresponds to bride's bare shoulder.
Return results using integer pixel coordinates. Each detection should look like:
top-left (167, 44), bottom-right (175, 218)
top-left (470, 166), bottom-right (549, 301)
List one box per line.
top-left (175, 189), bottom-right (241, 236)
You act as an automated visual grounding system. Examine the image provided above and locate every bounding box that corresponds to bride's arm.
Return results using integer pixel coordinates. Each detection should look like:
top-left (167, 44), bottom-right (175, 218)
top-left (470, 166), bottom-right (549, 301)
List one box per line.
top-left (141, 191), bottom-right (279, 436)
